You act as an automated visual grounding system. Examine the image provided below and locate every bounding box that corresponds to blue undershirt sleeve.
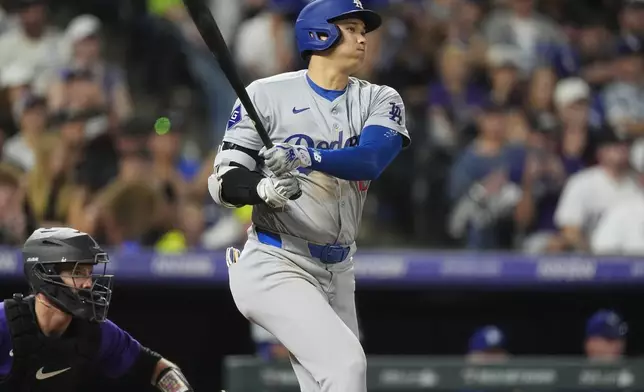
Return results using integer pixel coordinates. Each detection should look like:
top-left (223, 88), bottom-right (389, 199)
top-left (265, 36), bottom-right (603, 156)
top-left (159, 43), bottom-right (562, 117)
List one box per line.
top-left (307, 125), bottom-right (402, 181)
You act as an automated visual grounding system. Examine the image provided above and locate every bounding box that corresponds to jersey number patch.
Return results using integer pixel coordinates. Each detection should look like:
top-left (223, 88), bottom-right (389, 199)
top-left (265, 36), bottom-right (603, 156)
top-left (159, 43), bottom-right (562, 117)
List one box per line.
top-left (227, 104), bottom-right (242, 130)
top-left (388, 102), bottom-right (403, 125)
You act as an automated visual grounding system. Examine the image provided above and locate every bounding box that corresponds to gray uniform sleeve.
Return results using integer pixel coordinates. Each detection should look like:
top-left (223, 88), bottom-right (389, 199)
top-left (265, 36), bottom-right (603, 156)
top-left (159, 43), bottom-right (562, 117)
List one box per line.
top-left (221, 81), bottom-right (272, 151)
top-left (363, 85), bottom-right (411, 148)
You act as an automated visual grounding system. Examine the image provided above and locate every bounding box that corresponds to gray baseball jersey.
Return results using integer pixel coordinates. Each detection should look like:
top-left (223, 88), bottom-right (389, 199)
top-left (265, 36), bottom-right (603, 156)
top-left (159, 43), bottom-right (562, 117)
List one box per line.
top-left (222, 70), bottom-right (411, 245)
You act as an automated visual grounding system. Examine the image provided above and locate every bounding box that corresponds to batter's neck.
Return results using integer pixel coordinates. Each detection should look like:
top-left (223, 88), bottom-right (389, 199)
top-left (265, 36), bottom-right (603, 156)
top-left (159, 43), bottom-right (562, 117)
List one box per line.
top-left (307, 61), bottom-right (350, 91)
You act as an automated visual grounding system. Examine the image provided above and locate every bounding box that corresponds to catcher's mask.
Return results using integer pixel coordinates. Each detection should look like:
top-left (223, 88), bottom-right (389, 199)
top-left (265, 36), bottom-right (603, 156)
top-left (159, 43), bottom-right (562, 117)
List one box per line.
top-left (22, 227), bottom-right (113, 322)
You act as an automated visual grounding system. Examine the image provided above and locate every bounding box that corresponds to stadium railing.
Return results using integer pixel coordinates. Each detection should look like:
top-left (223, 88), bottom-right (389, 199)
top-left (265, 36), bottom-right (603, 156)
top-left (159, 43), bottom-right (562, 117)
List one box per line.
top-left (223, 355), bottom-right (644, 391)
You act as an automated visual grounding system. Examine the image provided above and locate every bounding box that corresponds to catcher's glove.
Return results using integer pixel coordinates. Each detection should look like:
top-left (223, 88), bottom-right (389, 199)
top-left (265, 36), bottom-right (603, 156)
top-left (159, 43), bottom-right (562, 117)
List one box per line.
top-left (225, 247), bottom-right (241, 267)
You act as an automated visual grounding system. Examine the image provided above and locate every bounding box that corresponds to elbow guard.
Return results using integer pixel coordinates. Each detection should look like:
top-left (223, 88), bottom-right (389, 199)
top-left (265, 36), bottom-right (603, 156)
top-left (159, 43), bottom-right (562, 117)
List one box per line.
top-left (209, 142), bottom-right (265, 207)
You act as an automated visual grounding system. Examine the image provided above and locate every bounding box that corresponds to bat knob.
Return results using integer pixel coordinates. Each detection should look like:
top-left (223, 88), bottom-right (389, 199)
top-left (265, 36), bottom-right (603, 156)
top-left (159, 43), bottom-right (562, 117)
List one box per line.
top-left (289, 190), bottom-right (303, 200)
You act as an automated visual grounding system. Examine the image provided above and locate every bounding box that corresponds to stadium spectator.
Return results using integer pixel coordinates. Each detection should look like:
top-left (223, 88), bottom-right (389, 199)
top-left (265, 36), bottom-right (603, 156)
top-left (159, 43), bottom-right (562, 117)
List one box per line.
top-left (557, 13), bottom-right (615, 87)
top-left (0, 163), bottom-right (30, 245)
top-left (25, 110), bottom-right (87, 227)
top-left (513, 113), bottom-right (581, 253)
top-left (48, 14), bottom-right (132, 126)
top-left (554, 129), bottom-right (640, 252)
top-left (486, 45), bottom-right (523, 109)
top-left (591, 161), bottom-right (644, 255)
top-left (466, 325), bottom-right (509, 363)
top-left (584, 310), bottom-right (628, 361)
top-left (481, 0), bottom-right (565, 78)
top-left (0, 62), bottom-right (35, 121)
top-left (235, 1), bottom-right (295, 80)
top-left (0, 0), bottom-right (66, 95)
top-left (448, 102), bottom-right (522, 249)
top-left (428, 44), bottom-right (487, 151)
top-left (618, 0), bottom-right (644, 43)
top-left (145, 0), bottom-right (237, 146)
top-left (601, 38), bottom-right (644, 138)
top-left (445, 0), bottom-right (487, 68)
top-left (553, 77), bottom-right (597, 165)
top-left (524, 66), bottom-right (556, 122)
top-left (2, 94), bottom-right (46, 172)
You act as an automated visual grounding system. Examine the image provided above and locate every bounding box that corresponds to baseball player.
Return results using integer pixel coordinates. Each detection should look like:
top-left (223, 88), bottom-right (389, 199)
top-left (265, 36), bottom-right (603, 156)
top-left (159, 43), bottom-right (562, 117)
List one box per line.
top-left (584, 310), bottom-right (628, 361)
top-left (466, 325), bottom-right (509, 364)
top-left (210, 1), bottom-right (410, 390)
top-left (0, 227), bottom-right (194, 392)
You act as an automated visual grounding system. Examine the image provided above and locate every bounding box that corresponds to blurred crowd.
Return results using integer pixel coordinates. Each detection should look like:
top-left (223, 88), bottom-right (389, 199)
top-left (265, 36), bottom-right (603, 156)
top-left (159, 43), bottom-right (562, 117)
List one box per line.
top-left (0, 0), bottom-right (643, 255)
top-left (251, 309), bottom-right (629, 362)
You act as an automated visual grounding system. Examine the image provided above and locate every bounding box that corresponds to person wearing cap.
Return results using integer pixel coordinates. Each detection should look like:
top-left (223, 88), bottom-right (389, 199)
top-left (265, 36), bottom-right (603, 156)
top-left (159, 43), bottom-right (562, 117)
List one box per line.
top-left (0, 62), bottom-right (35, 106)
top-left (554, 127), bottom-right (641, 252)
top-left (0, 62), bottom-right (37, 135)
top-left (466, 325), bottom-right (509, 363)
top-left (554, 78), bottom-right (599, 134)
top-left (486, 45), bottom-right (523, 108)
top-left (48, 14), bottom-right (132, 124)
top-left (602, 37), bottom-right (644, 138)
top-left (0, 0), bottom-right (65, 90)
top-left (448, 101), bottom-right (522, 249)
top-left (584, 310), bottom-right (627, 361)
top-left (553, 77), bottom-right (600, 164)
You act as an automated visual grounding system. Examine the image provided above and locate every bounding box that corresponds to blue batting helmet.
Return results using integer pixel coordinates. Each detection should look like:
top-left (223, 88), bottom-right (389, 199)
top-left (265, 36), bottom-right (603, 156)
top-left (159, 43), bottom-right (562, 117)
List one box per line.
top-left (295, 0), bottom-right (382, 58)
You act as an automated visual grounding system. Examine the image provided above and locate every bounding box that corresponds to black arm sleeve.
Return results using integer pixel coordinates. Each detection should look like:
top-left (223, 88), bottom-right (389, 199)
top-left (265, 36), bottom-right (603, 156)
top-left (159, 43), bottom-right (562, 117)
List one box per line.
top-left (220, 165), bottom-right (265, 205)
top-left (219, 142), bottom-right (266, 206)
top-left (122, 346), bottom-right (162, 386)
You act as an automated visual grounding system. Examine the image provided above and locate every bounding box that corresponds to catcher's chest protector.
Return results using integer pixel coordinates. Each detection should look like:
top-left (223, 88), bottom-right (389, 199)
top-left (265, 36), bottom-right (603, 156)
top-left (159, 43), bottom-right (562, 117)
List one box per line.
top-left (0, 294), bottom-right (101, 392)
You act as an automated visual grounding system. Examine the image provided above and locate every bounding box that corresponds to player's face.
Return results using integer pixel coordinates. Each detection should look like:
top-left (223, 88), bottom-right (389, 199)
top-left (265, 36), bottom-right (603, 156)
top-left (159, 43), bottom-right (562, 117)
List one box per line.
top-left (331, 19), bottom-right (368, 72)
top-left (585, 337), bottom-right (625, 360)
top-left (59, 263), bottom-right (94, 291)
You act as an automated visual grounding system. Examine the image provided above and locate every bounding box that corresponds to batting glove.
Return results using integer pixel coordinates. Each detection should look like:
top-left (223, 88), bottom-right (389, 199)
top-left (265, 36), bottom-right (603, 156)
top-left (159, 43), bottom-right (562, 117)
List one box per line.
top-left (259, 143), bottom-right (312, 177)
top-left (256, 175), bottom-right (301, 208)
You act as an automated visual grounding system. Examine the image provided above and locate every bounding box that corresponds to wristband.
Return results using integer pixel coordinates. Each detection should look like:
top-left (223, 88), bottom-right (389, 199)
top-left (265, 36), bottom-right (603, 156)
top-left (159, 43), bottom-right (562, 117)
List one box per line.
top-left (155, 367), bottom-right (193, 392)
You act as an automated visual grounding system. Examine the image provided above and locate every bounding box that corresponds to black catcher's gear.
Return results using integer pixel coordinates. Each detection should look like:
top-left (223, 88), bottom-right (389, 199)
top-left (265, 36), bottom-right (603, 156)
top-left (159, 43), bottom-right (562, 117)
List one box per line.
top-left (22, 228), bottom-right (113, 322)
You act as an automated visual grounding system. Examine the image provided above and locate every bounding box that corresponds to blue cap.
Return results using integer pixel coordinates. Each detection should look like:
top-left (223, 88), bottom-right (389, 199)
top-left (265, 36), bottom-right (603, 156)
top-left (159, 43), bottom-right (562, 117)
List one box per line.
top-left (586, 310), bottom-right (628, 340)
top-left (469, 326), bottom-right (506, 352)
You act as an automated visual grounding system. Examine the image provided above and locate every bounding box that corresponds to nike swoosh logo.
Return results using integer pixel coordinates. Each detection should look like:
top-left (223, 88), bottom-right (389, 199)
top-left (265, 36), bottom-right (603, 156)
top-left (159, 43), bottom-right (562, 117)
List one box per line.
top-left (36, 367), bottom-right (71, 380)
top-left (292, 107), bottom-right (310, 114)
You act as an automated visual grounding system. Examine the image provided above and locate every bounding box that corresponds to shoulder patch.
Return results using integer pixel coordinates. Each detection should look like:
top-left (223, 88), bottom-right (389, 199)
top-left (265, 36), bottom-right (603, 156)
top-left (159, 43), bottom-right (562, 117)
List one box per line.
top-left (227, 104), bottom-right (242, 130)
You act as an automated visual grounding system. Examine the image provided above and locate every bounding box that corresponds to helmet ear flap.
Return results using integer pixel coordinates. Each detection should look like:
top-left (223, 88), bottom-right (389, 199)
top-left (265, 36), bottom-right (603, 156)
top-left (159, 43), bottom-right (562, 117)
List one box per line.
top-left (297, 24), bottom-right (342, 58)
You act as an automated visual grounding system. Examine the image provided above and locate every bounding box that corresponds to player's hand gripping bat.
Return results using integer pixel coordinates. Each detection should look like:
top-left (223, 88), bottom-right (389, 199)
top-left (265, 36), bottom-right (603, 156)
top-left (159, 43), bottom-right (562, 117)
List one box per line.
top-left (182, 0), bottom-right (302, 199)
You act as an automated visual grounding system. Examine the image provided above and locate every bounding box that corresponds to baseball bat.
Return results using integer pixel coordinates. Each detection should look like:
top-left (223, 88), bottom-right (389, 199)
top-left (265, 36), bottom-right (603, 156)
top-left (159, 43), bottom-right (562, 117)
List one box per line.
top-left (181, 0), bottom-right (272, 147)
top-left (182, 0), bottom-right (302, 199)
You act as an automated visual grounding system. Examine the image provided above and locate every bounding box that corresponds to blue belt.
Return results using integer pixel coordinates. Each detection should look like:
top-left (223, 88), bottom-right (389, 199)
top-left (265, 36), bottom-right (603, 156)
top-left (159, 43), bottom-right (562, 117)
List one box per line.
top-left (256, 229), bottom-right (350, 264)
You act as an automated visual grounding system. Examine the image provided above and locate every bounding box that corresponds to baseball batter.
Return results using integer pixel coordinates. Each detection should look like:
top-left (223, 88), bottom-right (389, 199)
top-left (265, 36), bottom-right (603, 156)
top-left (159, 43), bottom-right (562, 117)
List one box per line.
top-left (208, 1), bottom-right (410, 390)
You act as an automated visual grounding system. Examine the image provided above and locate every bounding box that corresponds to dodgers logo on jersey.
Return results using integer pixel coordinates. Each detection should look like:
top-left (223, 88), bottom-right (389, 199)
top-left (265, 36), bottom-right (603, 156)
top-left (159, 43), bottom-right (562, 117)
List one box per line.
top-left (284, 131), bottom-right (359, 150)
top-left (227, 104), bottom-right (242, 130)
top-left (388, 102), bottom-right (403, 125)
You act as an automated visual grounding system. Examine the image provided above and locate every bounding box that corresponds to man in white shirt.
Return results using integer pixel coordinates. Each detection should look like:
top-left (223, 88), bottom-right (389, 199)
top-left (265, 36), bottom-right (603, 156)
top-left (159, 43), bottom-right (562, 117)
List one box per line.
top-left (591, 152), bottom-right (644, 255)
top-left (0, 0), bottom-right (65, 94)
top-left (554, 130), bottom-right (641, 251)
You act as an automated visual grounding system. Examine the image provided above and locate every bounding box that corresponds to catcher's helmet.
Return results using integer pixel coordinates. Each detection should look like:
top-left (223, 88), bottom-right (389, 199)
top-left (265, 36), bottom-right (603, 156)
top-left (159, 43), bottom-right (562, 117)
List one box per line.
top-left (22, 227), bottom-right (113, 322)
top-left (295, 0), bottom-right (382, 58)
